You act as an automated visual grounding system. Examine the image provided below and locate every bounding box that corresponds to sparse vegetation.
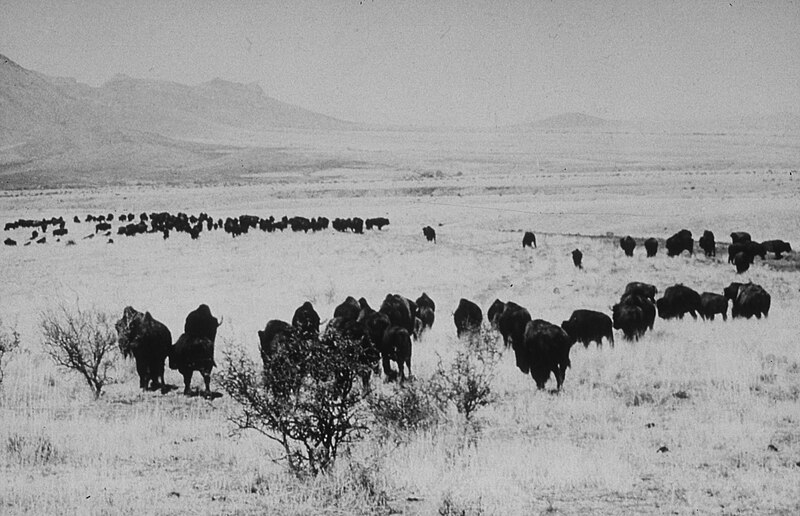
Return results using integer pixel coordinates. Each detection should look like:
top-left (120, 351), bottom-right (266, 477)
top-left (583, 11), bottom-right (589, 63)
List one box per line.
top-left (431, 330), bottom-right (501, 422)
top-left (39, 303), bottom-right (118, 399)
top-left (0, 317), bottom-right (20, 384)
top-left (219, 331), bottom-right (374, 477)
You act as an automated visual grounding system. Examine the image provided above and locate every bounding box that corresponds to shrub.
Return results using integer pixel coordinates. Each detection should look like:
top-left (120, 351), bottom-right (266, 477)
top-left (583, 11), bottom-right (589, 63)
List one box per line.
top-left (431, 331), bottom-right (501, 422)
top-left (220, 330), bottom-right (374, 477)
top-left (40, 303), bottom-right (118, 399)
top-left (368, 380), bottom-right (443, 436)
top-left (0, 317), bottom-right (20, 384)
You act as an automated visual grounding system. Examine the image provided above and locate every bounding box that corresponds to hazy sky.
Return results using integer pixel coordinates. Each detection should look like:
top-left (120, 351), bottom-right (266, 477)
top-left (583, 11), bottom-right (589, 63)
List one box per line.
top-left (2, 0), bottom-right (799, 126)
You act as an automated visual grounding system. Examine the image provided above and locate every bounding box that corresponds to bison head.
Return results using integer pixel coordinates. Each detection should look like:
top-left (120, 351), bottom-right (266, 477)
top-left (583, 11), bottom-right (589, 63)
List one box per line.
top-left (115, 306), bottom-right (149, 358)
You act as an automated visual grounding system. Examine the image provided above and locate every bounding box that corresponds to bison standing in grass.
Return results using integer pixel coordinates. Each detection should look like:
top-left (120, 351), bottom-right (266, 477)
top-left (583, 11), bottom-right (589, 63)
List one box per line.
top-left (170, 304), bottom-right (221, 397)
top-left (656, 285), bottom-right (701, 320)
top-left (116, 306), bottom-right (172, 392)
top-left (724, 283), bottom-right (771, 319)
top-left (644, 237), bottom-right (658, 257)
top-left (561, 309), bottom-right (614, 348)
top-left (620, 236), bottom-right (636, 257)
top-left (699, 292), bottom-right (728, 321)
top-left (454, 298), bottom-right (483, 338)
top-left (515, 319), bottom-right (575, 391)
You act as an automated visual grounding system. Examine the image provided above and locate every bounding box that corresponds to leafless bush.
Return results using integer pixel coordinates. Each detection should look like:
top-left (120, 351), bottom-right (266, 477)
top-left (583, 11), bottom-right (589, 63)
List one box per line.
top-left (40, 303), bottom-right (118, 399)
top-left (0, 317), bottom-right (20, 384)
top-left (431, 331), bottom-right (501, 422)
top-left (368, 380), bottom-right (444, 437)
top-left (219, 330), bottom-right (374, 477)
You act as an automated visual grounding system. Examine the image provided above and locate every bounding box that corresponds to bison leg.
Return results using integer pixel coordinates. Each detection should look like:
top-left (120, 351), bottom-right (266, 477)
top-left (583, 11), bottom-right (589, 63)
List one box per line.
top-left (202, 370), bottom-right (212, 396)
top-left (135, 360), bottom-right (149, 390)
top-left (181, 370), bottom-right (193, 395)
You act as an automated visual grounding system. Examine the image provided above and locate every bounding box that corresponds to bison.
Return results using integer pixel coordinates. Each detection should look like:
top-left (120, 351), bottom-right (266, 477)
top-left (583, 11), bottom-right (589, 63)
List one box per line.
top-left (454, 298), bottom-right (483, 338)
top-left (523, 231), bottom-right (537, 248)
top-left (292, 301), bottom-right (321, 338)
top-left (379, 294), bottom-right (417, 335)
top-left (656, 285), bottom-right (701, 320)
top-left (730, 232), bottom-right (752, 244)
top-left (515, 319), bottom-right (574, 391)
top-left (571, 249), bottom-right (583, 269)
top-left (620, 236), bottom-right (636, 257)
top-left (496, 301), bottom-right (532, 349)
top-left (334, 296), bottom-right (361, 322)
top-left (623, 282), bottom-right (657, 301)
top-left (733, 251), bottom-right (752, 273)
top-left (171, 304), bottom-right (220, 396)
top-left (116, 306), bottom-right (172, 391)
top-left (698, 230), bottom-right (716, 257)
top-left (612, 302), bottom-right (647, 341)
top-left (381, 326), bottom-right (412, 382)
top-left (644, 237), bottom-right (658, 257)
top-left (698, 292), bottom-right (728, 321)
top-left (762, 239), bottom-right (792, 259)
top-left (724, 282), bottom-right (771, 319)
top-left (666, 229), bottom-right (693, 257)
top-left (561, 309), bottom-right (614, 348)
top-left (423, 226), bottom-right (436, 242)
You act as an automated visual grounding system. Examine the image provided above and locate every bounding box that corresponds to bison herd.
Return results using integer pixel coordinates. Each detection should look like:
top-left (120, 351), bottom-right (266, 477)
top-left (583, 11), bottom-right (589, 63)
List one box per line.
top-left (3, 213), bottom-right (392, 245)
top-left (452, 278), bottom-right (770, 390)
top-left (613, 229), bottom-right (792, 273)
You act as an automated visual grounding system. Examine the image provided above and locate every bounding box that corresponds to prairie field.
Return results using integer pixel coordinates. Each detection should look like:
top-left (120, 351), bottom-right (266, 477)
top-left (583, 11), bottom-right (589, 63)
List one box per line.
top-left (0, 129), bottom-right (799, 515)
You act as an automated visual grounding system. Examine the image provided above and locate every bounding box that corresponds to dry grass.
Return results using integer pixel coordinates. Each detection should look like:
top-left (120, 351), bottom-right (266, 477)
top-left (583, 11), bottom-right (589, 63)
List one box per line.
top-left (0, 134), bottom-right (799, 514)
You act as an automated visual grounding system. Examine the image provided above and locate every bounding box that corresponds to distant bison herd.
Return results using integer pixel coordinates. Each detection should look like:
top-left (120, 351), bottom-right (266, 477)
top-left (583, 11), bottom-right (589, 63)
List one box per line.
top-left (2, 213), bottom-right (391, 245)
top-left (611, 229), bottom-right (791, 273)
top-left (120, 276), bottom-right (771, 397)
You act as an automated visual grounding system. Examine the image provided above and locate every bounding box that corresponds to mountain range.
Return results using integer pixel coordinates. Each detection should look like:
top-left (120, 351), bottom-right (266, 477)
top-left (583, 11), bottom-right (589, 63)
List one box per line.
top-left (1, 53), bottom-right (798, 187)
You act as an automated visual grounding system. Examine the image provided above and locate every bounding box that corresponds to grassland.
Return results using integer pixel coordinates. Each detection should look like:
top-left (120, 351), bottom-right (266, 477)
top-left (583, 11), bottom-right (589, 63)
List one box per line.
top-left (0, 129), bottom-right (799, 514)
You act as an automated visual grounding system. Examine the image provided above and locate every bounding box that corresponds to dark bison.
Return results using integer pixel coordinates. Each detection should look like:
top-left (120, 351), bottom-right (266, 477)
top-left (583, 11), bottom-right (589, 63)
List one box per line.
top-left (487, 299), bottom-right (506, 328)
top-left (170, 305), bottom-right (220, 396)
top-left (698, 230), bottom-right (716, 257)
top-left (515, 319), bottom-right (574, 391)
top-left (728, 242), bottom-right (766, 264)
top-left (379, 294), bottom-right (417, 334)
top-left (561, 309), bottom-right (614, 348)
top-left (496, 302), bottom-right (532, 349)
top-left (724, 282), bottom-right (771, 319)
top-left (116, 306), bottom-right (172, 391)
top-left (623, 282), bottom-right (657, 301)
top-left (612, 302), bottom-right (647, 341)
top-left (292, 301), bottom-right (321, 338)
top-left (415, 292), bottom-right (436, 313)
top-left (453, 298), bottom-right (483, 338)
top-left (334, 296), bottom-right (361, 322)
top-left (258, 319), bottom-right (295, 365)
top-left (619, 236), bottom-right (635, 257)
top-left (666, 229), bottom-right (693, 257)
top-left (644, 237), bottom-right (658, 257)
top-left (656, 285), bottom-right (701, 320)
top-left (762, 240), bottom-right (792, 259)
top-left (698, 292), bottom-right (728, 321)
top-left (733, 252), bottom-right (752, 273)
top-left (423, 226), bottom-right (436, 242)
top-left (184, 304), bottom-right (221, 341)
top-left (523, 231), bottom-right (537, 248)
top-left (730, 232), bottom-right (752, 244)
top-left (4, 238), bottom-right (16, 246)
top-left (571, 249), bottom-right (583, 269)
top-left (381, 326), bottom-right (412, 382)
top-left (417, 306), bottom-right (435, 332)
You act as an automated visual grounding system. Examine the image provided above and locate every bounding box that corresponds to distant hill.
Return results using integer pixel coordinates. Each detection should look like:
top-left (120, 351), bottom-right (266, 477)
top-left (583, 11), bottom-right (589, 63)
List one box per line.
top-left (0, 53), bottom-right (356, 185)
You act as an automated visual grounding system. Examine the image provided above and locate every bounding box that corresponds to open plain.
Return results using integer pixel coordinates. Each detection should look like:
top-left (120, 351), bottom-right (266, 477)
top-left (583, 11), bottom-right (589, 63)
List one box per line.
top-left (1, 128), bottom-right (799, 514)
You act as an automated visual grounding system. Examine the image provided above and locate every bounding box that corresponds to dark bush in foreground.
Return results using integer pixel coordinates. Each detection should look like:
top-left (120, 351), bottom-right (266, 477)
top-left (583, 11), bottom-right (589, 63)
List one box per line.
top-left (220, 330), bottom-right (374, 477)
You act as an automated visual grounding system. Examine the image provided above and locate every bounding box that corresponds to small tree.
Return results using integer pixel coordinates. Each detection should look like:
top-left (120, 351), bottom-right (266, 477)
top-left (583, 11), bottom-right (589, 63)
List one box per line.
top-left (431, 329), bottom-right (501, 422)
top-left (0, 317), bottom-right (20, 384)
top-left (40, 304), bottom-right (118, 399)
top-left (220, 330), bottom-right (374, 477)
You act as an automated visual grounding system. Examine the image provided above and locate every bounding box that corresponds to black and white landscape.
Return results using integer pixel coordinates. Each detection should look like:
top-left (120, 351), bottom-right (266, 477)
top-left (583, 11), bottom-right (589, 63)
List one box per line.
top-left (1, 2), bottom-right (799, 514)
